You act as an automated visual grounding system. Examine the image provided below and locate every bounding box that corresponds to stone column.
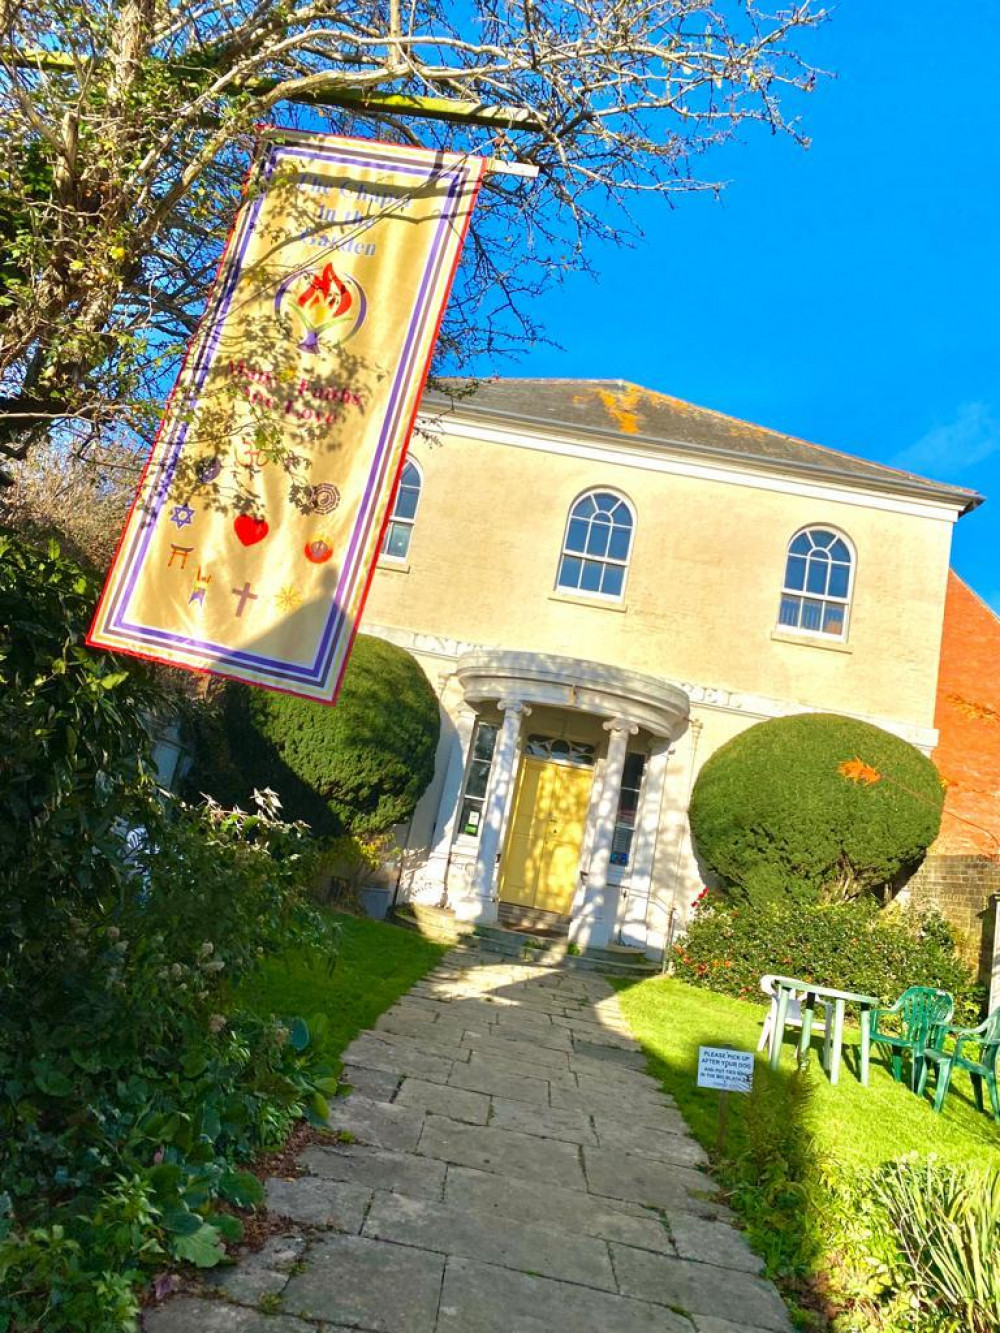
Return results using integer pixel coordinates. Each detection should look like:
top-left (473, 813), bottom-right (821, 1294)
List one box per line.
top-left (458, 698), bottom-right (531, 925)
top-left (405, 705), bottom-right (477, 906)
top-left (617, 737), bottom-right (673, 951)
top-left (570, 717), bottom-right (639, 950)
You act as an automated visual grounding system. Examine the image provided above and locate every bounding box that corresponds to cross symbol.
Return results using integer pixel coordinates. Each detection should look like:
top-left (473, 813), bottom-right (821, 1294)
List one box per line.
top-left (230, 582), bottom-right (258, 617)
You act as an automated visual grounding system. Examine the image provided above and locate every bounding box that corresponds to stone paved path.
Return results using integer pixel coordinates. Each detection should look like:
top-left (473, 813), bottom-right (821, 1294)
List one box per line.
top-left (145, 953), bottom-right (793, 1333)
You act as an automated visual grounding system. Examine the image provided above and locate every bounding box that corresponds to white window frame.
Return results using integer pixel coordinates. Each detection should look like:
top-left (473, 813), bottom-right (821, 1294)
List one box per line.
top-left (777, 526), bottom-right (855, 642)
top-left (381, 458), bottom-right (422, 562)
top-left (555, 488), bottom-right (635, 602)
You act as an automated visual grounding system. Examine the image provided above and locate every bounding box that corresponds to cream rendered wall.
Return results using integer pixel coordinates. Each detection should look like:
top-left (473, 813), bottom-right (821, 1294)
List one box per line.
top-left (366, 423), bottom-right (955, 730)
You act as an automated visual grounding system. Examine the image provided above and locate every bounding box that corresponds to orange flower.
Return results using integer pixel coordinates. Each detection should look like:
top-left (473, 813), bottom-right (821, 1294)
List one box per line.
top-left (838, 756), bottom-right (882, 785)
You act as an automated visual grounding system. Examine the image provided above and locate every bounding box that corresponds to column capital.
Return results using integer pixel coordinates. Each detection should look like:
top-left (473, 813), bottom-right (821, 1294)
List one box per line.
top-left (498, 697), bottom-right (532, 718)
top-left (603, 716), bottom-right (640, 737)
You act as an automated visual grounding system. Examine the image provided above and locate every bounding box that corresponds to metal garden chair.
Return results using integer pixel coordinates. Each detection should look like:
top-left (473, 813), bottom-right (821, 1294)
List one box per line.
top-left (868, 985), bottom-right (954, 1091)
top-left (918, 1006), bottom-right (1000, 1122)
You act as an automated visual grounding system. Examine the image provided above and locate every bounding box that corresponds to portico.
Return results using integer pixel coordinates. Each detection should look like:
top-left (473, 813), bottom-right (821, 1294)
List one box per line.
top-left (435, 651), bottom-right (690, 950)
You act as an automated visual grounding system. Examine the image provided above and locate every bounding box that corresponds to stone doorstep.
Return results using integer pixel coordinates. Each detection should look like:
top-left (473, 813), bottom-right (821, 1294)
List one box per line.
top-left (363, 1190), bottom-right (618, 1292)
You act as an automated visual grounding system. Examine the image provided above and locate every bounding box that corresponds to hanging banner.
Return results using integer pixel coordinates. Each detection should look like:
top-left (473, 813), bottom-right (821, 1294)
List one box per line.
top-left (88, 133), bottom-right (484, 702)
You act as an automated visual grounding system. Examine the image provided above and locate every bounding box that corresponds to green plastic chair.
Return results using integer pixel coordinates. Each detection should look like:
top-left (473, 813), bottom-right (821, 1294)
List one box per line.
top-left (919, 1007), bottom-right (1000, 1121)
top-left (869, 986), bottom-right (954, 1091)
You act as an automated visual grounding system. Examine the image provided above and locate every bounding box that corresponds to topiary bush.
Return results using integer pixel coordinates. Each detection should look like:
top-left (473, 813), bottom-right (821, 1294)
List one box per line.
top-left (188, 634), bottom-right (440, 837)
top-left (673, 898), bottom-right (981, 1022)
top-left (689, 713), bottom-right (944, 905)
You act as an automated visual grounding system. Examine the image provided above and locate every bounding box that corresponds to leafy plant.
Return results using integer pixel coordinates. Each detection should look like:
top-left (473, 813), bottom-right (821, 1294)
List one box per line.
top-left (689, 714), bottom-right (944, 906)
top-left (673, 898), bottom-right (980, 1024)
top-left (872, 1157), bottom-right (1000, 1332)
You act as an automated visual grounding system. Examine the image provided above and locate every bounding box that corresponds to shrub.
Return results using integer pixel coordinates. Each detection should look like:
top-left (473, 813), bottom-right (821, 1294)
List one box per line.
top-left (674, 898), bottom-right (980, 1022)
top-left (188, 634), bottom-right (440, 837)
top-left (689, 713), bottom-right (944, 905)
top-left (0, 531), bottom-right (340, 1330)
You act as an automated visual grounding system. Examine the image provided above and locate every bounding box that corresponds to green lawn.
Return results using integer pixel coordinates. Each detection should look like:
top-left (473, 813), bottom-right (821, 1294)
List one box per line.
top-left (615, 975), bottom-right (1000, 1172)
top-left (235, 912), bottom-right (446, 1068)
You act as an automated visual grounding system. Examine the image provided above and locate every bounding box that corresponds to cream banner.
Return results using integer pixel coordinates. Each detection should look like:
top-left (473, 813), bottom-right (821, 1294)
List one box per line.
top-left (89, 133), bottom-right (484, 702)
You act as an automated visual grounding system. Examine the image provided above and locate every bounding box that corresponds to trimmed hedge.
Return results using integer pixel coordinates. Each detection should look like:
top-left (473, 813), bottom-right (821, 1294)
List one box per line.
top-left (689, 713), bottom-right (944, 905)
top-left (189, 634), bottom-right (440, 837)
top-left (673, 898), bottom-right (980, 1023)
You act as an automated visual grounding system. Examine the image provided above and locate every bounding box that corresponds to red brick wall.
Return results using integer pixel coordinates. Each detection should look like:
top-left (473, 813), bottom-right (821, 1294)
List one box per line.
top-left (931, 571), bottom-right (1000, 856)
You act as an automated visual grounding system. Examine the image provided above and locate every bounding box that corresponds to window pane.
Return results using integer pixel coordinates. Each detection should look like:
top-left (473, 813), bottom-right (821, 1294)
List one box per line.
top-left (573, 495), bottom-right (597, 519)
top-left (581, 560), bottom-right (602, 592)
top-left (610, 826), bottom-right (634, 866)
top-left (622, 753), bottom-right (645, 788)
top-left (601, 564), bottom-right (624, 597)
top-left (828, 564), bottom-right (850, 598)
top-left (789, 533), bottom-right (811, 555)
top-left (823, 603), bottom-right (845, 633)
top-left (465, 761), bottom-right (489, 799)
top-left (608, 527), bottom-right (631, 560)
top-left (801, 598), bottom-right (824, 631)
top-left (383, 522), bottom-right (410, 558)
top-left (586, 522), bottom-right (611, 557)
top-left (594, 491), bottom-right (618, 513)
top-left (459, 798), bottom-right (484, 837)
top-left (401, 461), bottom-right (420, 487)
top-left (806, 555), bottom-right (829, 595)
top-left (779, 595), bottom-right (801, 627)
top-left (830, 539), bottom-right (850, 563)
top-left (473, 724), bottom-right (497, 762)
top-left (394, 486), bottom-right (419, 520)
top-left (812, 529), bottom-right (836, 548)
top-left (784, 555), bottom-right (807, 591)
top-left (565, 518), bottom-right (589, 552)
top-left (558, 555), bottom-right (582, 589)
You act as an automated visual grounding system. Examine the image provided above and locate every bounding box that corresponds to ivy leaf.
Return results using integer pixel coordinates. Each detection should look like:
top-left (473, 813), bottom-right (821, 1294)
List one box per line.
top-left (31, 1061), bottom-right (74, 1097)
top-left (172, 1223), bottom-right (225, 1268)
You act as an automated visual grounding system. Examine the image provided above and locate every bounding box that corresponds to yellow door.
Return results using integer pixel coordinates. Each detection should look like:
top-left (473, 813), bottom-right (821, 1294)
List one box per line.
top-left (498, 757), bottom-right (592, 915)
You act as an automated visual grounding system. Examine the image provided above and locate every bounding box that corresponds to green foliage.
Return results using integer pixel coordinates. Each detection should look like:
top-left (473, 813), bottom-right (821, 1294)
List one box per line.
top-left (673, 898), bottom-right (980, 1024)
top-left (689, 714), bottom-right (945, 905)
top-left (614, 975), bottom-right (1000, 1332)
top-left (871, 1157), bottom-right (1000, 1332)
top-left (188, 634), bottom-right (440, 836)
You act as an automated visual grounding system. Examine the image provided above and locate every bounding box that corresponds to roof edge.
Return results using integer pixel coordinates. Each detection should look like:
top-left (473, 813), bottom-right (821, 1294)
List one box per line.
top-left (422, 391), bottom-right (984, 517)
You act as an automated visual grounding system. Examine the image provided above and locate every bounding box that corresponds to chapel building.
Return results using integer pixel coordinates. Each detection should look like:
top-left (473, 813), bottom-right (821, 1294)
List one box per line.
top-left (362, 379), bottom-right (982, 958)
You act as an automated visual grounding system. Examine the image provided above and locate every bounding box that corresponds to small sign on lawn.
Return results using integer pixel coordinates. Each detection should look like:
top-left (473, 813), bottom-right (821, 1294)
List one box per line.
top-left (697, 1046), bottom-right (754, 1094)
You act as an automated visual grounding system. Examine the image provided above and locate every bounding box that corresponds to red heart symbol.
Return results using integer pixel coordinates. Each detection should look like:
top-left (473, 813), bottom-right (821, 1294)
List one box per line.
top-left (234, 515), bottom-right (268, 546)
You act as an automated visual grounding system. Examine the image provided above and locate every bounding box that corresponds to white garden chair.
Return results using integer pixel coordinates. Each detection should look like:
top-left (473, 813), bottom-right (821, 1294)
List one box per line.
top-left (757, 974), bottom-right (832, 1053)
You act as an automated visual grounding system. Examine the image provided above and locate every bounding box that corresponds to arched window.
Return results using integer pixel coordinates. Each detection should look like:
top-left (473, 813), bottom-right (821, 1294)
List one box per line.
top-left (778, 527), bottom-right (854, 638)
top-left (381, 459), bottom-right (422, 560)
top-left (556, 490), bottom-right (634, 599)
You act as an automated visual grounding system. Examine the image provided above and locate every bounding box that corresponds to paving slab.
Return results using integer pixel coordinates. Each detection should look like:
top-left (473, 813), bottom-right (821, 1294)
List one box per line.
top-left (364, 1191), bottom-right (617, 1290)
top-left (143, 1297), bottom-right (314, 1332)
top-left (574, 1039), bottom-right (648, 1069)
top-left (395, 1076), bottom-right (491, 1124)
top-left (443, 1164), bottom-right (675, 1253)
top-left (202, 1233), bottom-right (306, 1306)
top-left (667, 1214), bottom-right (765, 1275)
top-left (339, 1063), bottom-right (401, 1101)
top-left (461, 1034), bottom-right (571, 1068)
top-left (283, 1234), bottom-right (445, 1331)
top-left (327, 1092), bottom-right (426, 1152)
top-left (692, 1319), bottom-right (786, 1333)
top-left (611, 1246), bottom-right (793, 1332)
top-left (300, 1142), bottom-right (446, 1200)
top-left (341, 1034), bottom-right (455, 1084)
top-left (592, 1117), bottom-right (709, 1167)
top-left (437, 1255), bottom-right (693, 1333)
top-left (264, 1175), bottom-right (371, 1229)
top-left (488, 1096), bottom-right (599, 1145)
top-left (447, 1059), bottom-right (550, 1105)
top-left (584, 1146), bottom-right (717, 1212)
top-left (418, 1114), bottom-right (588, 1189)
top-left (467, 1049), bottom-right (580, 1087)
top-left (551, 1085), bottom-right (678, 1120)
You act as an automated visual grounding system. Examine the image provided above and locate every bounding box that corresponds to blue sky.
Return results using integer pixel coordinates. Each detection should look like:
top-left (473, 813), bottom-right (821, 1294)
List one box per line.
top-left (477, 6), bottom-right (1000, 608)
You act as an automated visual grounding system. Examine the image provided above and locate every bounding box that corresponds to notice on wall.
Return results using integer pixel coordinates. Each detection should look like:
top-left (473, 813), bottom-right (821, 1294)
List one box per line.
top-left (696, 1046), bottom-right (754, 1093)
top-left (88, 133), bottom-right (484, 703)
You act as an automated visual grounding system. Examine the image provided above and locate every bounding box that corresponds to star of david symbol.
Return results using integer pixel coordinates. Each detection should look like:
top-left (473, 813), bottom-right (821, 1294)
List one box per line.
top-left (169, 503), bottom-right (195, 530)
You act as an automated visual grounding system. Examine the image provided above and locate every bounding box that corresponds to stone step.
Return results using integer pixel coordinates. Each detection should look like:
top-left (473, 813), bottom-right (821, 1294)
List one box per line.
top-left (464, 931), bottom-right (658, 978)
top-left (390, 905), bottom-right (471, 946)
top-left (496, 903), bottom-right (571, 936)
top-left (583, 944), bottom-right (650, 965)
